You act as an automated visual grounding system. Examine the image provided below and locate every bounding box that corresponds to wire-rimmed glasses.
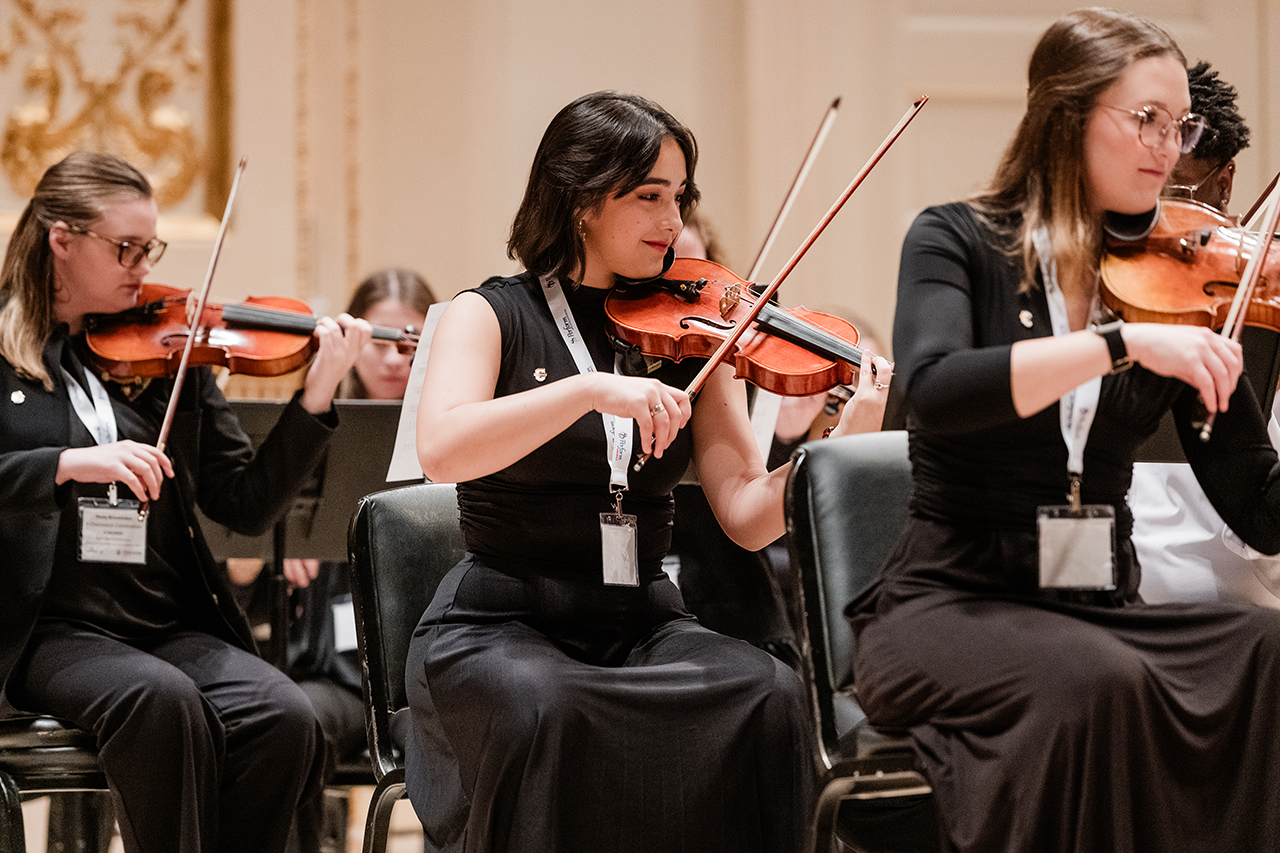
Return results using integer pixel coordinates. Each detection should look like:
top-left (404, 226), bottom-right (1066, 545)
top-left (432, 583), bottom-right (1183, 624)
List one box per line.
top-left (1097, 103), bottom-right (1208, 154)
top-left (1164, 158), bottom-right (1229, 204)
top-left (66, 225), bottom-right (167, 268)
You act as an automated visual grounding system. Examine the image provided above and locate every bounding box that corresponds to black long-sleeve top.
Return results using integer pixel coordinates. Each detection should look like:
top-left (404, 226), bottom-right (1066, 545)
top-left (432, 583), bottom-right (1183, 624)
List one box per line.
top-left (893, 203), bottom-right (1280, 595)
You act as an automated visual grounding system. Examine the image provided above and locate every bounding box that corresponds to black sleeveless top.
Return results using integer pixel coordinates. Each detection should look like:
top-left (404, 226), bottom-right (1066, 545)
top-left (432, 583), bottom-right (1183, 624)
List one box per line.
top-left (456, 273), bottom-right (706, 582)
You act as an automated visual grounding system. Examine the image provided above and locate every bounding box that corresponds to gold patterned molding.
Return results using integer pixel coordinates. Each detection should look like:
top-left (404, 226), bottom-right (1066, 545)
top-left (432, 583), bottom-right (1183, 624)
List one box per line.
top-left (0, 0), bottom-right (231, 215)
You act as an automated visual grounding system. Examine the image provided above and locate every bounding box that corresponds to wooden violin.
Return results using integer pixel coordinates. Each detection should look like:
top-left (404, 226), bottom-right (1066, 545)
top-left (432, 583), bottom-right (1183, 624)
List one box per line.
top-left (83, 282), bottom-right (419, 383)
top-left (1100, 198), bottom-right (1280, 331)
top-left (605, 257), bottom-right (864, 397)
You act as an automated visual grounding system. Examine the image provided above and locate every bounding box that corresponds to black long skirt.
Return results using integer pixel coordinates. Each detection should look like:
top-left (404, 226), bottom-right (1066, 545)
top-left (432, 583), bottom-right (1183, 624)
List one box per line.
top-left (847, 515), bottom-right (1280, 853)
top-left (404, 554), bottom-right (815, 853)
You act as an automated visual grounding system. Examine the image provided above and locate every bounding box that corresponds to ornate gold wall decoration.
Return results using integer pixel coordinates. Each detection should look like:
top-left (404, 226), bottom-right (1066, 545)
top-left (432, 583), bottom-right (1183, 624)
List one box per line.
top-left (0, 0), bottom-right (230, 212)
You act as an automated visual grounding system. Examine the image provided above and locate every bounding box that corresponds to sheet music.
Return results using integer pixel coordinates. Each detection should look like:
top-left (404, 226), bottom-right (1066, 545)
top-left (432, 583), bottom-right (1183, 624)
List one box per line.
top-left (386, 302), bottom-right (448, 482)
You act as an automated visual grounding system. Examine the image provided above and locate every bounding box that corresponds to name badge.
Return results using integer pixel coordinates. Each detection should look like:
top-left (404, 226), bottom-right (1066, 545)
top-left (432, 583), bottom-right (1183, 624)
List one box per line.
top-left (600, 512), bottom-right (639, 586)
top-left (1037, 503), bottom-right (1116, 590)
top-left (78, 496), bottom-right (147, 564)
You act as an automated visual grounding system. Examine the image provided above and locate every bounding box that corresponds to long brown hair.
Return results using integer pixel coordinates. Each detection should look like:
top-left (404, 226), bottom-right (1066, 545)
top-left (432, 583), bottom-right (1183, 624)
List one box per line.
top-left (0, 152), bottom-right (152, 389)
top-left (971, 8), bottom-right (1184, 294)
top-left (340, 267), bottom-right (436, 399)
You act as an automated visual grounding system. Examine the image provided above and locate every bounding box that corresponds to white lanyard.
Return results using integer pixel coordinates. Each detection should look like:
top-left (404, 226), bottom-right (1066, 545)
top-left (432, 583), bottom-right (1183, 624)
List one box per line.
top-left (540, 275), bottom-right (631, 492)
top-left (1032, 227), bottom-right (1099, 479)
top-left (62, 364), bottom-right (118, 446)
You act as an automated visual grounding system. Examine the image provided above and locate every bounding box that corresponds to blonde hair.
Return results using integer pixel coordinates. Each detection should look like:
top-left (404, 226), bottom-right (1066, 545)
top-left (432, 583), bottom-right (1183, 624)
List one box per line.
top-left (970, 8), bottom-right (1184, 294)
top-left (0, 152), bottom-right (152, 389)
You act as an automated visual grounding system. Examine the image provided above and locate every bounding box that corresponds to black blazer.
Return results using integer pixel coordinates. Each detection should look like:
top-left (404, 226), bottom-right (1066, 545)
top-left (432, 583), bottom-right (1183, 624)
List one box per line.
top-left (0, 334), bottom-right (336, 699)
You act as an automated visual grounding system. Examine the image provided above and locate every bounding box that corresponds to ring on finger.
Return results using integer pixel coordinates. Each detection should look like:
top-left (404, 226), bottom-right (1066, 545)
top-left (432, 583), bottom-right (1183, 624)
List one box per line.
top-left (650, 403), bottom-right (666, 416)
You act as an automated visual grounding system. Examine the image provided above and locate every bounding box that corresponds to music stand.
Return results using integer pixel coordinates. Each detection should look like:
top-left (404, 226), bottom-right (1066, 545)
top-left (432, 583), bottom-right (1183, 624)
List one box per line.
top-left (199, 399), bottom-right (420, 666)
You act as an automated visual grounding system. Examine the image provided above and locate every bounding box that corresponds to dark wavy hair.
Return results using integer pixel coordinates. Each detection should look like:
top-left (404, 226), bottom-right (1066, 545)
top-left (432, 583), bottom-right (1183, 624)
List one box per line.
top-left (1185, 61), bottom-right (1250, 166)
top-left (508, 91), bottom-right (700, 279)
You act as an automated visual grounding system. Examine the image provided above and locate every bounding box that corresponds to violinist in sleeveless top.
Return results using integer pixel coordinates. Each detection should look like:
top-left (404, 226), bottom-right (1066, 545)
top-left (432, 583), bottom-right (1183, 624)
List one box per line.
top-left (0, 151), bottom-right (371, 853)
top-left (406, 90), bottom-right (891, 853)
top-left (847, 10), bottom-right (1280, 852)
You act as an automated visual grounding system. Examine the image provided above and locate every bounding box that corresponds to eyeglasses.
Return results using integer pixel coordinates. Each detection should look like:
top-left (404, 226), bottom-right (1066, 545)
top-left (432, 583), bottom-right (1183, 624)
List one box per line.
top-left (66, 225), bottom-right (167, 268)
top-left (1164, 158), bottom-right (1229, 203)
top-left (1096, 103), bottom-right (1208, 154)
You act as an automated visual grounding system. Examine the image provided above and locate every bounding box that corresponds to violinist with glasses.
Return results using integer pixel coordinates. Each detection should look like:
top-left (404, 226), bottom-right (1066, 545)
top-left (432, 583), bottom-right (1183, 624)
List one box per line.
top-left (1162, 61), bottom-right (1251, 216)
top-left (847, 9), bottom-right (1280, 852)
top-left (0, 151), bottom-right (370, 853)
top-left (1129, 60), bottom-right (1280, 607)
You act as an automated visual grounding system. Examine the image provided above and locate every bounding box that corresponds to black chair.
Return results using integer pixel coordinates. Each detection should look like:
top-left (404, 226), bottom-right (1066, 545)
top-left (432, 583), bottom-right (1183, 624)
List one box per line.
top-left (0, 717), bottom-right (111, 853)
top-left (0, 480), bottom-right (456, 853)
top-left (786, 431), bottom-right (939, 853)
top-left (347, 482), bottom-right (464, 853)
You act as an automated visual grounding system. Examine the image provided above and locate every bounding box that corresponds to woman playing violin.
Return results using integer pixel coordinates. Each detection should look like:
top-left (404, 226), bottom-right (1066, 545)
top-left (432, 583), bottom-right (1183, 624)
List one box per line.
top-left (407, 90), bottom-right (890, 853)
top-left (847, 9), bottom-right (1280, 852)
top-left (0, 151), bottom-right (370, 853)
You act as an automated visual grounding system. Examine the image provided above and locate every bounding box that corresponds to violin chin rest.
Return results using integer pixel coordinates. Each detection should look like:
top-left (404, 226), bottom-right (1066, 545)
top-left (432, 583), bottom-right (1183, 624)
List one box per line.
top-left (1104, 204), bottom-right (1160, 242)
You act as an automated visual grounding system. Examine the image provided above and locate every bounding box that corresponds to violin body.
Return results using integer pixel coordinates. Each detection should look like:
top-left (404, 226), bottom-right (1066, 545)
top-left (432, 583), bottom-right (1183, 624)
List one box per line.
top-left (1100, 198), bottom-right (1280, 332)
top-left (85, 283), bottom-right (320, 381)
top-left (604, 257), bottom-right (861, 397)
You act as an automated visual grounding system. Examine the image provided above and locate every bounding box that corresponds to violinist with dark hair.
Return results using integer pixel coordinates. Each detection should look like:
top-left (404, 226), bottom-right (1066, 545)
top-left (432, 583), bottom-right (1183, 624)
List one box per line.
top-left (407, 90), bottom-right (890, 853)
top-left (1164, 60), bottom-right (1251, 214)
top-left (848, 9), bottom-right (1280, 851)
top-left (0, 150), bottom-right (370, 853)
top-left (1129, 61), bottom-right (1280, 607)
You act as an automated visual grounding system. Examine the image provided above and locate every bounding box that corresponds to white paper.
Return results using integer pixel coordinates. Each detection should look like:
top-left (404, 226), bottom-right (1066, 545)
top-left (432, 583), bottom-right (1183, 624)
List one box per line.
top-left (331, 599), bottom-right (358, 653)
top-left (386, 301), bottom-right (448, 482)
top-left (750, 389), bottom-right (782, 462)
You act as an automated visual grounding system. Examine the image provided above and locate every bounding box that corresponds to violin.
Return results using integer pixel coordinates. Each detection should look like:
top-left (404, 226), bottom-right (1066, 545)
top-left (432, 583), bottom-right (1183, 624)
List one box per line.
top-left (1100, 198), bottom-right (1280, 331)
top-left (83, 282), bottom-right (419, 383)
top-left (604, 257), bottom-right (865, 397)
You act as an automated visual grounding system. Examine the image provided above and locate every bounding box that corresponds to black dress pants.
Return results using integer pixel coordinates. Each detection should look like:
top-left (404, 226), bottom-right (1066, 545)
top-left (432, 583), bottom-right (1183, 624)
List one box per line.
top-left (10, 625), bottom-right (325, 853)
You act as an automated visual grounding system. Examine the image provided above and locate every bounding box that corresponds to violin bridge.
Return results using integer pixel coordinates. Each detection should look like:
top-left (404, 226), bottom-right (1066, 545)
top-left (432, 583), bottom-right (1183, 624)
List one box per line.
top-left (720, 283), bottom-right (740, 320)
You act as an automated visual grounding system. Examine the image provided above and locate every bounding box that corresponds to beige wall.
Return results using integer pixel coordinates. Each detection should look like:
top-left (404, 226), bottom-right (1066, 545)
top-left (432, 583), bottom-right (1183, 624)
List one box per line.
top-left (5, 0), bottom-right (1275, 359)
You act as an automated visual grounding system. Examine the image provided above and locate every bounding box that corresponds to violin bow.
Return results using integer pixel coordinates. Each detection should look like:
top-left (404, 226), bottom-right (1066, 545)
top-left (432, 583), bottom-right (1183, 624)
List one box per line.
top-left (635, 95), bottom-right (928, 471)
top-left (1242, 167), bottom-right (1280, 231)
top-left (155, 157), bottom-right (248, 455)
top-left (746, 96), bottom-right (840, 283)
top-left (745, 97), bottom-right (840, 453)
top-left (1199, 174), bottom-right (1280, 441)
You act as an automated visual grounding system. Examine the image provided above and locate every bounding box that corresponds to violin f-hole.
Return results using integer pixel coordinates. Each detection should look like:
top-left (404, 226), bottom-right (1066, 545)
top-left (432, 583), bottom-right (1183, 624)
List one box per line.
top-left (680, 315), bottom-right (736, 332)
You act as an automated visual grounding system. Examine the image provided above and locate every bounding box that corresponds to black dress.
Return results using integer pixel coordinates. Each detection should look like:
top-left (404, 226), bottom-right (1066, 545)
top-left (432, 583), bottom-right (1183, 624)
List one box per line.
top-left (846, 203), bottom-right (1280, 852)
top-left (403, 273), bottom-right (815, 853)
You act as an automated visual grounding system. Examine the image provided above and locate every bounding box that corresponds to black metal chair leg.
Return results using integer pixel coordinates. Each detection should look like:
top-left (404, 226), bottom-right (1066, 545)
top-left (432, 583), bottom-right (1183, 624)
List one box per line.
top-left (0, 770), bottom-right (27, 853)
top-left (362, 771), bottom-right (407, 853)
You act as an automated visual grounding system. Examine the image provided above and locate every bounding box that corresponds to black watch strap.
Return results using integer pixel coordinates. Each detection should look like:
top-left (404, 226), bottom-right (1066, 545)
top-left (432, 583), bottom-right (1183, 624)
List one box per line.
top-left (1093, 321), bottom-right (1133, 374)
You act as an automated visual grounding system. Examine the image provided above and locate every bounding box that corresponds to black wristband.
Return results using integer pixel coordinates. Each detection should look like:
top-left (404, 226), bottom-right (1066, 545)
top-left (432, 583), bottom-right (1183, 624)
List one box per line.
top-left (1093, 320), bottom-right (1133, 374)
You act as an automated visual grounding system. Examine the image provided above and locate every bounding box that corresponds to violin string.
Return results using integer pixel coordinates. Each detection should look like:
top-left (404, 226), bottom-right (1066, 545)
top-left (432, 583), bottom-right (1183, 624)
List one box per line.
top-left (732, 291), bottom-right (864, 367)
top-left (218, 301), bottom-right (412, 341)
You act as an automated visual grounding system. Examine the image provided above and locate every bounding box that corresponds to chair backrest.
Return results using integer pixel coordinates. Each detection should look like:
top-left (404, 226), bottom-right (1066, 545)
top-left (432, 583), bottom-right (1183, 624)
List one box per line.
top-left (347, 482), bottom-right (464, 780)
top-left (786, 431), bottom-right (912, 763)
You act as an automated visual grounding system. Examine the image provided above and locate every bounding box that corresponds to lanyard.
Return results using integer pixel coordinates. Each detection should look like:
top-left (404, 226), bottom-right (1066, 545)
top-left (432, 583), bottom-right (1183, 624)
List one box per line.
top-left (1032, 228), bottom-right (1100, 497)
top-left (540, 275), bottom-right (632, 493)
top-left (62, 364), bottom-right (118, 446)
